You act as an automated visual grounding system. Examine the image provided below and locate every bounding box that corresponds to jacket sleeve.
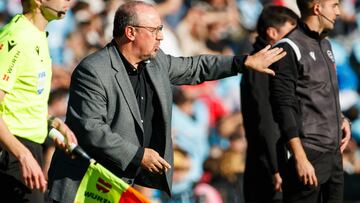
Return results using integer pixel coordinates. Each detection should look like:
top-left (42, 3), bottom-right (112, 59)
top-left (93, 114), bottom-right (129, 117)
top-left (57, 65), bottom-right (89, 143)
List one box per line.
top-left (155, 50), bottom-right (243, 85)
top-left (65, 61), bottom-right (140, 171)
top-left (270, 43), bottom-right (301, 142)
top-left (247, 70), bottom-right (280, 173)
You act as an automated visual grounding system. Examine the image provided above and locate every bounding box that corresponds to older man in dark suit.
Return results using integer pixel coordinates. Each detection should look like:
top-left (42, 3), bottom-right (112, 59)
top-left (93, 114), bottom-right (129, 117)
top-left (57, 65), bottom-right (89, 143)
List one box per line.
top-left (47, 1), bottom-right (286, 202)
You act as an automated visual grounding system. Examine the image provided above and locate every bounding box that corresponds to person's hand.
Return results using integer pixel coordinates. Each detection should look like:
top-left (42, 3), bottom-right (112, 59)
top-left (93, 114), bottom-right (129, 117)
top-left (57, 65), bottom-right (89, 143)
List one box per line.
top-left (18, 150), bottom-right (47, 192)
top-left (141, 148), bottom-right (171, 174)
top-left (340, 118), bottom-right (351, 153)
top-left (50, 117), bottom-right (78, 152)
top-left (244, 45), bottom-right (286, 76)
top-left (295, 156), bottom-right (318, 187)
top-left (273, 172), bottom-right (282, 192)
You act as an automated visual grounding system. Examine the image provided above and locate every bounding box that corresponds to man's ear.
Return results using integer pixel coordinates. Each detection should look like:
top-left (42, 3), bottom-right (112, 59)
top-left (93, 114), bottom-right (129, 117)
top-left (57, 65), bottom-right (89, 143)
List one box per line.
top-left (313, 2), bottom-right (321, 16)
top-left (266, 27), bottom-right (278, 42)
top-left (125, 26), bottom-right (136, 41)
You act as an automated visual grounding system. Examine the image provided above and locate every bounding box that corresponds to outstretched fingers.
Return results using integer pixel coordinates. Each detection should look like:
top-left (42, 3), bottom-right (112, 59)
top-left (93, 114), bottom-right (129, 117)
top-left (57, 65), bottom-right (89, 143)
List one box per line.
top-left (269, 48), bottom-right (287, 63)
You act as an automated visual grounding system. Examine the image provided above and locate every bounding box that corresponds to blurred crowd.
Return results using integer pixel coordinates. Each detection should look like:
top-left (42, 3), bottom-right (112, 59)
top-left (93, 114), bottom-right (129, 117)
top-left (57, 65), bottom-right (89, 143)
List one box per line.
top-left (1, 0), bottom-right (360, 202)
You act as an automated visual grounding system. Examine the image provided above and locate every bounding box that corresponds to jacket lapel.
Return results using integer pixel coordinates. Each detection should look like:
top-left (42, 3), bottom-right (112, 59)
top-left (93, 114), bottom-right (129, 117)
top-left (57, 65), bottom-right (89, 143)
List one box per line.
top-left (108, 42), bottom-right (143, 132)
top-left (145, 61), bottom-right (170, 122)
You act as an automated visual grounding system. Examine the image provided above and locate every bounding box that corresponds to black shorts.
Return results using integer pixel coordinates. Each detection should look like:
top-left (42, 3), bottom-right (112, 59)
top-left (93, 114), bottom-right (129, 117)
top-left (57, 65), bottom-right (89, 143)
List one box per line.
top-left (0, 137), bottom-right (44, 203)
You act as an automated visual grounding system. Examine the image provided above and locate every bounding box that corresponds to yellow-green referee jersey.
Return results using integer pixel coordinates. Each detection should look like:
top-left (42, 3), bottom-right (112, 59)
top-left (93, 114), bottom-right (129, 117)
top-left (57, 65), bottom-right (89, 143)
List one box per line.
top-left (0, 14), bottom-right (52, 144)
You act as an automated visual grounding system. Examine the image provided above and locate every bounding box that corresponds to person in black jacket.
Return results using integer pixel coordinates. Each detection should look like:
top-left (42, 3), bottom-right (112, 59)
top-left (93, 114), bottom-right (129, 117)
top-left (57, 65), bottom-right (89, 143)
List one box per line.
top-left (241, 5), bottom-right (298, 203)
top-left (270, 0), bottom-right (351, 202)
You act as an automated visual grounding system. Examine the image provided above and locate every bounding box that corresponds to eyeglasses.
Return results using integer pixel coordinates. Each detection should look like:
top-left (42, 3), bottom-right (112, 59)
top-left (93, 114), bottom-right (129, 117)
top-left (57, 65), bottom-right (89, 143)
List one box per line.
top-left (130, 25), bottom-right (163, 35)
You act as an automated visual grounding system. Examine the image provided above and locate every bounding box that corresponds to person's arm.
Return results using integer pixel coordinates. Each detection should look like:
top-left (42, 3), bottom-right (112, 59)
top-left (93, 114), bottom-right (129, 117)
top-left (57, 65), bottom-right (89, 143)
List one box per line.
top-left (42, 138), bottom-right (55, 181)
top-left (270, 43), bottom-right (300, 143)
top-left (270, 43), bottom-right (317, 186)
top-left (165, 46), bottom-right (285, 86)
top-left (0, 90), bottom-right (47, 192)
top-left (246, 70), bottom-right (283, 190)
top-left (288, 137), bottom-right (318, 186)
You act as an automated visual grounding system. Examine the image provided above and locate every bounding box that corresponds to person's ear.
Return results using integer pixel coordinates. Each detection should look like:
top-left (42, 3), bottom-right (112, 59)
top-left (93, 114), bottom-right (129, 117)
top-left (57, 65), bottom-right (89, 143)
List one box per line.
top-left (125, 26), bottom-right (136, 41)
top-left (266, 27), bottom-right (278, 42)
top-left (313, 3), bottom-right (321, 16)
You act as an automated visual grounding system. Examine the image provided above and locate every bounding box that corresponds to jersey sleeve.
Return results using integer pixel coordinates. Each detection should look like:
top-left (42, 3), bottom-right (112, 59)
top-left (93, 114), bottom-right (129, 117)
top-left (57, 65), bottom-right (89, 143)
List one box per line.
top-left (270, 42), bottom-right (301, 142)
top-left (0, 34), bottom-right (22, 93)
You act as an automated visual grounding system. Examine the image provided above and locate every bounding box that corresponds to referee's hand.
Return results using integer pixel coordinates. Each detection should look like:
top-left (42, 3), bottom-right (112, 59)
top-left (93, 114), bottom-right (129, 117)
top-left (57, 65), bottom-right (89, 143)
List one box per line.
top-left (50, 117), bottom-right (78, 153)
top-left (18, 149), bottom-right (47, 192)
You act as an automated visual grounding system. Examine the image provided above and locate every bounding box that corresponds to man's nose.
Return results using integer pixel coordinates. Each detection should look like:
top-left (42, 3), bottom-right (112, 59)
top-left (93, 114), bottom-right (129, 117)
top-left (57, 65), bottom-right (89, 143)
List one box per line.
top-left (156, 31), bottom-right (164, 41)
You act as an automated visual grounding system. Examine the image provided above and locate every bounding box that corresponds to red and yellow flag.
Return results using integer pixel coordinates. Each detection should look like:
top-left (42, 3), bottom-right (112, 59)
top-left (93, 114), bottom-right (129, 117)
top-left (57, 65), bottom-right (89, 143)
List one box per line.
top-left (74, 161), bottom-right (150, 203)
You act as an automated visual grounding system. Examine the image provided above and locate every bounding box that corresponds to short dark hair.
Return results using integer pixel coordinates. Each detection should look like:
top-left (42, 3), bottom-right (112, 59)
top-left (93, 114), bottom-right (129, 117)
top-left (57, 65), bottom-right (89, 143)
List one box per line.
top-left (297, 0), bottom-right (321, 17)
top-left (113, 1), bottom-right (153, 38)
top-left (256, 5), bottom-right (299, 40)
top-left (21, 0), bottom-right (30, 12)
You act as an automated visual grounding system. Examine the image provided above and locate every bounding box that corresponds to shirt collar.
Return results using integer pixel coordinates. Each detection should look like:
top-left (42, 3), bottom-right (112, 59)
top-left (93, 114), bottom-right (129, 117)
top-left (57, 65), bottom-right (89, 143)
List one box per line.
top-left (299, 20), bottom-right (328, 40)
top-left (117, 50), bottom-right (146, 75)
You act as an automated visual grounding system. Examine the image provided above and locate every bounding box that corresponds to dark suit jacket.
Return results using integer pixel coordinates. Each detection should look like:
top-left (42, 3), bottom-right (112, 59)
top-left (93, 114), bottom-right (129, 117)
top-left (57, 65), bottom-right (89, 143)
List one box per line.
top-left (48, 40), bottom-right (243, 202)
